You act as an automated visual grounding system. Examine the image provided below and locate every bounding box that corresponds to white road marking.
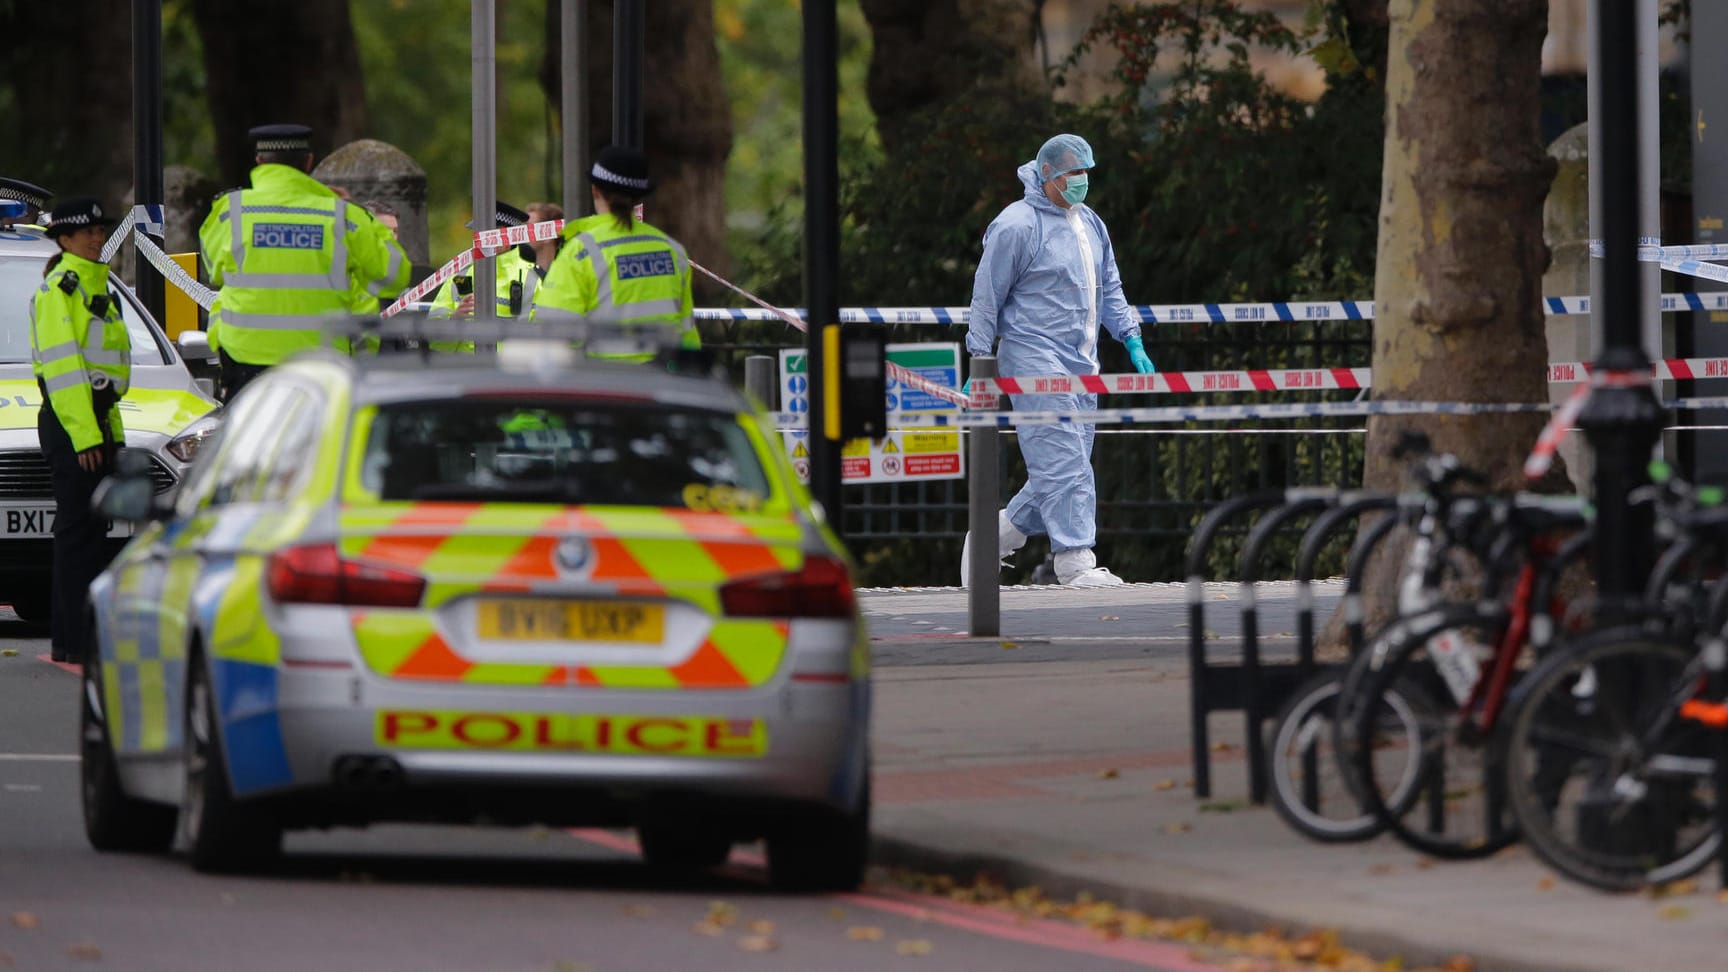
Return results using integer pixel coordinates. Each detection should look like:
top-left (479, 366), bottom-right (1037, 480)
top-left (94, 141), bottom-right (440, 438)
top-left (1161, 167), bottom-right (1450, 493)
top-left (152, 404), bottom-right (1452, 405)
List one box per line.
top-left (0, 754), bottom-right (78, 762)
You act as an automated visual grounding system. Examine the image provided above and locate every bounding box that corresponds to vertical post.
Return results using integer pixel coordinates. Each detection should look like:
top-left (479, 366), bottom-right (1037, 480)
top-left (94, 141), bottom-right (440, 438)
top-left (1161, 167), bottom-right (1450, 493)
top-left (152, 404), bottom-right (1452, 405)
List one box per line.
top-left (471, 0), bottom-right (498, 322)
top-left (744, 355), bottom-right (777, 410)
top-left (967, 357), bottom-right (1001, 635)
top-left (1579, 0), bottom-right (1664, 612)
top-left (560, 0), bottom-right (589, 217)
top-left (613, 0), bottom-right (645, 150)
top-left (131, 0), bottom-right (164, 322)
top-left (802, 0), bottom-right (842, 528)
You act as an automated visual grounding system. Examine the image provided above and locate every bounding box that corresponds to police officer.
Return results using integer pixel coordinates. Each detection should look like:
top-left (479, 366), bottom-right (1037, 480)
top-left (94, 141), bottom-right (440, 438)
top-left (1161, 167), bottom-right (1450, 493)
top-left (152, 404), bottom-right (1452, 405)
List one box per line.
top-left (424, 201), bottom-right (541, 352)
top-left (532, 146), bottom-right (699, 362)
top-left (0, 177), bottom-right (52, 229)
top-left (199, 124), bottom-right (410, 401)
top-left (31, 197), bottom-right (130, 662)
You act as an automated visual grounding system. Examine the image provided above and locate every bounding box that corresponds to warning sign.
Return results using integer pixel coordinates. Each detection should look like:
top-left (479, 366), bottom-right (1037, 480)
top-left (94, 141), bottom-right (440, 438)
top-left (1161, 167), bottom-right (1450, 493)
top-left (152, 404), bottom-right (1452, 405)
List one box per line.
top-left (777, 343), bottom-right (966, 486)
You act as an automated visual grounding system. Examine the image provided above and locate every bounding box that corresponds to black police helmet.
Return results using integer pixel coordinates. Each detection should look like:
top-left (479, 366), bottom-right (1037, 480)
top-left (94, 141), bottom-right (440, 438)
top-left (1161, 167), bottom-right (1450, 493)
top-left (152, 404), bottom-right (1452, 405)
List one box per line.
top-left (590, 146), bottom-right (653, 197)
top-left (44, 197), bottom-right (116, 238)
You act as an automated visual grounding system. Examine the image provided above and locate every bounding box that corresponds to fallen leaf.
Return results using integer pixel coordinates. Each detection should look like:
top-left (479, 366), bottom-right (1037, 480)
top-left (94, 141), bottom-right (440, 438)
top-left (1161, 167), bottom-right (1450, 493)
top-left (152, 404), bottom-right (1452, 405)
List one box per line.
top-left (1164, 821), bottom-right (1191, 834)
top-left (10, 913), bottom-right (37, 930)
top-left (828, 907), bottom-right (847, 920)
top-left (748, 920), bottom-right (775, 935)
top-left (705, 901), bottom-right (739, 927)
top-left (1415, 859), bottom-right (1436, 870)
top-left (1658, 904), bottom-right (1692, 921)
top-left (693, 920), bottom-right (728, 937)
top-left (1153, 779), bottom-right (1177, 791)
top-left (1537, 878), bottom-right (1556, 891)
top-left (737, 934), bottom-right (779, 952)
top-left (846, 926), bottom-right (885, 941)
top-left (1650, 878), bottom-right (1700, 898)
top-left (1000, 641), bottom-right (1019, 650)
top-left (1097, 768), bottom-right (1120, 780)
top-left (1198, 800), bottom-right (1240, 813)
top-left (895, 939), bottom-right (934, 956)
top-left (1718, 890), bottom-right (1728, 904)
top-left (65, 943), bottom-right (102, 961)
top-left (0, 649), bottom-right (16, 657)
top-left (1210, 742), bottom-right (1235, 753)
top-left (623, 904), bottom-right (655, 918)
top-left (1441, 956), bottom-right (1475, 971)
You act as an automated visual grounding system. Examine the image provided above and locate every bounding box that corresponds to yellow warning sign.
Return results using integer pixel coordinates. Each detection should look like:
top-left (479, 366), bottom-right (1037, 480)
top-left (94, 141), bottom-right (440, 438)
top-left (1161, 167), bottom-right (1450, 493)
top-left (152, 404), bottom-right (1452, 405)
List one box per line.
top-left (903, 431), bottom-right (960, 454)
top-left (791, 441), bottom-right (808, 458)
top-left (881, 439), bottom-right (900, 454)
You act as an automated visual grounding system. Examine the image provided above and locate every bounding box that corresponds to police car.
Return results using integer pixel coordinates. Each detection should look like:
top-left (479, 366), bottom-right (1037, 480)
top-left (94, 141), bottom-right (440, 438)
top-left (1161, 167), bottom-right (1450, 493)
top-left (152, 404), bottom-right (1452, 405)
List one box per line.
top-left (0, 203), bottom-right (219, 623)
top-left (81, 333), bottom-right (871, 891)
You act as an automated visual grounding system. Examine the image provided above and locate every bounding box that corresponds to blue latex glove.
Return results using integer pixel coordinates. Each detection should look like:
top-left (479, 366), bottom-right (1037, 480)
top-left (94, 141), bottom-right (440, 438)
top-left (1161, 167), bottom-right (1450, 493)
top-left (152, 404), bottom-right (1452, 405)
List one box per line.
top-left (1125, 335), bottom-right (1156, 375)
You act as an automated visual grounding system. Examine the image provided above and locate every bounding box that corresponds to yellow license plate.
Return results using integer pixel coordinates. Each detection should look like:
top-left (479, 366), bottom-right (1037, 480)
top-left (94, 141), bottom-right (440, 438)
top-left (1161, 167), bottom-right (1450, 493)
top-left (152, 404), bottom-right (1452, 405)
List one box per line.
top-left (477, 600), bottom-right (664, 643)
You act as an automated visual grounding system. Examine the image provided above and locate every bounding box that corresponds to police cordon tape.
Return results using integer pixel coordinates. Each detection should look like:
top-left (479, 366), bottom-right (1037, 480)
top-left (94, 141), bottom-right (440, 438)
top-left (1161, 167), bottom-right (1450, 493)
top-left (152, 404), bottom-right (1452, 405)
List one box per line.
top-left (771, 393), bottom-right (1728, 431)
top-left (1588, 240), bottom-right (1728, 261)
top-left (965, 356), bottom-right (1728, 401)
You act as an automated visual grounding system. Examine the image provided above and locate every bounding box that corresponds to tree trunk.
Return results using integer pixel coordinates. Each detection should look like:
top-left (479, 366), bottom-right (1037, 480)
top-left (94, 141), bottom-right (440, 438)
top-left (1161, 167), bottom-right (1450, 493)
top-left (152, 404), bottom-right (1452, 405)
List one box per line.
top-left (0, 1), bottom-right (135, 208)
top-left (540, 0), bottom-right (733, 293)
top-left (1348, 0), bottom-right (1561, 640)
top-left (189, 0), bottom-right (370, 189)
top-left (858, 0), bottom-right (1041, 157)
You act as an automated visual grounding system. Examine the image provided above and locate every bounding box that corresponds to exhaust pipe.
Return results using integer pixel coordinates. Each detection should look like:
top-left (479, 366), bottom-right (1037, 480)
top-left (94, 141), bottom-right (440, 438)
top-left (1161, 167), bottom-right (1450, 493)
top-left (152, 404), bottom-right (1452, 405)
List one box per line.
top-left (331, 755), bottom-right (406, 790)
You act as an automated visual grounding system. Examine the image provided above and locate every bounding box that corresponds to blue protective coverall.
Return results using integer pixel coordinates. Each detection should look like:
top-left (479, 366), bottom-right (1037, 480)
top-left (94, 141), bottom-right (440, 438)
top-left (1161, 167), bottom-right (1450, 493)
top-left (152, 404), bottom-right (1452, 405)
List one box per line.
top-left (965, 161), bottom-right (1141, 554)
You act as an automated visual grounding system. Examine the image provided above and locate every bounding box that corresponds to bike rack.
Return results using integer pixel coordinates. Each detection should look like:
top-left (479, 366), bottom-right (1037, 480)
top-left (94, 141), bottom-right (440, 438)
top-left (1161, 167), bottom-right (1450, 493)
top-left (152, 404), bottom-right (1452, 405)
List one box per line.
top-left (1237, 491), bottom-right (1339, 804)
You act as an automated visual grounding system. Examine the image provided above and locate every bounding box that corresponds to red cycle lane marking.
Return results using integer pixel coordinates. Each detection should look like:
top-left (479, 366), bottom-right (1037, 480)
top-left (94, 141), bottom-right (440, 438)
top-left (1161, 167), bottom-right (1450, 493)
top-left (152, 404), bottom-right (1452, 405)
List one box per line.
top-left (565, 829), bottom-right (1224, 970)
top-left (35, 654), bottom-right (81, 675)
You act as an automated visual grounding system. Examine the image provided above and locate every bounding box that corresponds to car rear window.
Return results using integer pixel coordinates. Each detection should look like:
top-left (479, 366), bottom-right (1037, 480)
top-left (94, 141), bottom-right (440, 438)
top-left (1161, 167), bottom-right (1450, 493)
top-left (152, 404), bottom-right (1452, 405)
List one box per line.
top-left (358, 398), bottom-right (773, 509)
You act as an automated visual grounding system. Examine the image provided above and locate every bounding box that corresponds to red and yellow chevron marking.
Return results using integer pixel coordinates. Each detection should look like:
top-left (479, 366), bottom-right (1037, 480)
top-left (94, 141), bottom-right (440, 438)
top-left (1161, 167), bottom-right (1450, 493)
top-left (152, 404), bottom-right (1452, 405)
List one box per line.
top-left (340, 502), bottom-right (804, 689)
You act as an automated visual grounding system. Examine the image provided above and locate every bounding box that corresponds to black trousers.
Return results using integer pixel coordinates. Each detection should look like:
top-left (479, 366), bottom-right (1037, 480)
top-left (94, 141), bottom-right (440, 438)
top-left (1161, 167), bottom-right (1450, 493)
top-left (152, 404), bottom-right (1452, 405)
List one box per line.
top-left (37, 406), bottom-right (114, 662)
top-left (218, 349), bottom-right (268, 404)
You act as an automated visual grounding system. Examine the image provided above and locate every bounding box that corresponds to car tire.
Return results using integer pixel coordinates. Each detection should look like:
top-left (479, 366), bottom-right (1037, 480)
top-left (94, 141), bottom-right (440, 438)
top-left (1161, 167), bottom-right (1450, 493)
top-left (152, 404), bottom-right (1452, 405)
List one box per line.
top-left (8, 585), bottom-right (52, 626)
top-left (81, 648), bottom-right (177, 853)
top-left (181, 654), bottom-right (282, 874)
top-left (766, 779), bottom-right (871, 893)
top-left (637, 825), bottom-right (733, 873)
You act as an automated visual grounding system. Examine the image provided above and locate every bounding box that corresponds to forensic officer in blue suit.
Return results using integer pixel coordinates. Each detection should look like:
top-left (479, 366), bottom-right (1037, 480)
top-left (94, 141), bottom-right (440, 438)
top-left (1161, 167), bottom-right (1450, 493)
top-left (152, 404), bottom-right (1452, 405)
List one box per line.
top-left (961, 134), bottom-right (1154, 588)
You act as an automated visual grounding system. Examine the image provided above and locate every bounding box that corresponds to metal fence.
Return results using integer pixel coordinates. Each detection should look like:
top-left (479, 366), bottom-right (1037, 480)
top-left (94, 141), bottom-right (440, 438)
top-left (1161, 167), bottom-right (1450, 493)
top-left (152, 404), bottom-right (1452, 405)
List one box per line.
top-left (704, 316), bottom-right (1374, 587)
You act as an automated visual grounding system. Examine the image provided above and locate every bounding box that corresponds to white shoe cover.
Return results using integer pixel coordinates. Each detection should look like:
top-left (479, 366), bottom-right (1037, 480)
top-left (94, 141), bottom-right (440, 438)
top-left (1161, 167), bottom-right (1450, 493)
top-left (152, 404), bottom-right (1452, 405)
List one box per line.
top-left (1055, 548), bottom-right (1125, 587)
top-left (961, 512), bottom-right (1029, 587)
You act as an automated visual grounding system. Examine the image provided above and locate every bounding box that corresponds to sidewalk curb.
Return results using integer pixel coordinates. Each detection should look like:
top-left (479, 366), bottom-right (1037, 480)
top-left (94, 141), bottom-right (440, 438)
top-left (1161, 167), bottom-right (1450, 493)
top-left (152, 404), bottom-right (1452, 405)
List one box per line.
top-left (867, 832), bottom-right (1583, 972)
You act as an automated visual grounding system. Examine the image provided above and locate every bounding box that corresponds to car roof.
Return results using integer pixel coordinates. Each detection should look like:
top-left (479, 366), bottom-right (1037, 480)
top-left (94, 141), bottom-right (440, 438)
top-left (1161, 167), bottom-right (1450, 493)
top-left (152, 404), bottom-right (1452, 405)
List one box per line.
top-left (0, 226), bottom-right (60, 256)
top-left (292, 351), bottom-right (754, 414)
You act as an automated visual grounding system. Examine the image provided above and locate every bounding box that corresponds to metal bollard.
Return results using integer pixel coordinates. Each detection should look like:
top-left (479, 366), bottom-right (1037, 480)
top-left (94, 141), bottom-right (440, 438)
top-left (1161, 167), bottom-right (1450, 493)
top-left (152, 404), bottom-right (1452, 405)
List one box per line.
top-left (967, 357), bottom-right (1000, 636)
top-left (744, 355), bottom-right (777, 410)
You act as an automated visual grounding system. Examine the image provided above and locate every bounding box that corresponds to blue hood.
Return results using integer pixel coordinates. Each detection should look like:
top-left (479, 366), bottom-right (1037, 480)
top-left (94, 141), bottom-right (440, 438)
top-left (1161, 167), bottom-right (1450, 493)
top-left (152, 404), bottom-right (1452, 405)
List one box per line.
top-left (1017, 161), bottom-right (1067, 216)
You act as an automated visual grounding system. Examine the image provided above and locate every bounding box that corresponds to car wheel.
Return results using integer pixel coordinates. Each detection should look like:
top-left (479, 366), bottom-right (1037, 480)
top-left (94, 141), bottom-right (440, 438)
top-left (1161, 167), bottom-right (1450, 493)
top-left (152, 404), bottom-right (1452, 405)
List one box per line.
top-left (7, 585), bottom-right (51, 626)
top-left (766, 779), bottom-right (871, 893)
top-left (181, 654), bottom-right (281, 873)
top-left (637, 824), bottom-right (733, 873)
top-left (81, 649), bottom-right (177, 853)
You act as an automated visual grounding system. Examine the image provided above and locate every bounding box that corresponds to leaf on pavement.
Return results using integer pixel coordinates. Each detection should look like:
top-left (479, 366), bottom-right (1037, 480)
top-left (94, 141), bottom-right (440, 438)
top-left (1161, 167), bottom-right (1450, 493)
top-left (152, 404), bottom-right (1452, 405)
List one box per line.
top-left (737, 934), bottom-right (780, 952)
top-left (9, 913), bottom-right (37, 930)
top-left (1648, 878), bottom-right (1699, 899)
top-left (1440, 956), bottom-right (1475, 972)
top-left (846, 926), bottom-right (885, 941)
top-left (1198, 800), bottom-right (1240, 813)
top-left (1164, 821), bottom-right (1191, 834)
top-left (895, 939), bottom-right (934, 956)
top-left (1000, 641), bottom-right (1019, 650)
top-left (1, 649), bottom-right (17, 657)
top-left (1097, 768), bottom-right (1119, 780)
top-left (1537, 878), bottom-right (1556, 890)
top-left (828, 907), bottom-right (847, 920)
top-left (1717, 889), bottom-right (1728, 904)
top-left (1658, 904), bottom-right (1692, 921)
top-left (705, 901), bottom-right (740, 927)
top-left (1209, 742), bottom-right (1235, 753)
top-left (1153, 779), bottom-right (1177, 791)
top-left (748, 920), bottom-right (775, 935)
top-left (693, 920), bottom-right (728, 937)
top-left (65, 943), bottom-right (102, 961)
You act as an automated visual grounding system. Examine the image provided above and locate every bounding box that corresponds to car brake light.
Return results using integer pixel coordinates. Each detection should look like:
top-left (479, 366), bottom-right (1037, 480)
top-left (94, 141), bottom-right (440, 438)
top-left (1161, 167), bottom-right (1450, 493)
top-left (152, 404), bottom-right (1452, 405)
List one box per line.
top-left (267, 543), bottom-right (426, 608)
top-left (719, 555), bottom-right (855, 618)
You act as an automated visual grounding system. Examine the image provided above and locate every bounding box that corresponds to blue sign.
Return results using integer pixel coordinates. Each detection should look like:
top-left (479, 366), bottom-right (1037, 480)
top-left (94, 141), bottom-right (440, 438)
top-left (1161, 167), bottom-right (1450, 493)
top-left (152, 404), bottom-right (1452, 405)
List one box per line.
top-left (787, 396), bottom-right (808, 414)
top-left (895, 366), bottom-right (959, 412)
top-left (788, 375), bottom-right (807, 394)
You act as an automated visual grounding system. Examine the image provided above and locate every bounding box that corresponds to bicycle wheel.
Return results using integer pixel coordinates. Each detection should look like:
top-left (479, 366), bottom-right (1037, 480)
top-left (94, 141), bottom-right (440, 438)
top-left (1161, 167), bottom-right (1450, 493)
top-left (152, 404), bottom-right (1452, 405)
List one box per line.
top-left (1267, 669), bottom-right (1425, 843)
top-left (1351, 603), bottom-right (1522, 859)
top-left (1503, 628), bottom-right (1719, 891)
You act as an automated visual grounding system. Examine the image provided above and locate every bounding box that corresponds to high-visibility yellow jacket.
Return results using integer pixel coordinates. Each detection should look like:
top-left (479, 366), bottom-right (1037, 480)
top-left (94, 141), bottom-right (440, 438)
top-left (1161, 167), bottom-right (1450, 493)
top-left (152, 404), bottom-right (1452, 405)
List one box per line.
top-left (531, 213), bottom-right (699, 362)
top-left (199, 164), bottom-right (409, 365)
top-left (30, 251), bottom-right (131, 452)
top-left (427, 247), bottom-right (543, 352)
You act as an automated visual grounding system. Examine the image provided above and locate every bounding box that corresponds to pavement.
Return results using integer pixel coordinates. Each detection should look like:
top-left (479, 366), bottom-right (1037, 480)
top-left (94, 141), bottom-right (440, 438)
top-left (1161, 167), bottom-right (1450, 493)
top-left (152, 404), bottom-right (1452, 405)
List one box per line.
top-left (861, 581), bottom-right (1723, 972)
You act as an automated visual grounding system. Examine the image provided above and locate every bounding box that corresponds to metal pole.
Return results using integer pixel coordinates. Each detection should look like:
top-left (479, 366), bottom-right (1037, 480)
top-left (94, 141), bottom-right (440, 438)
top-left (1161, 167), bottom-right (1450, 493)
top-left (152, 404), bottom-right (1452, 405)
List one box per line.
top-left (612, 0), bottom-right (645, 150)
top-left (1579, 0), bottom-right (1664, 612)
top-left (967, 357), bottom-right (1000, 635)
top-left (131, 0), bottom-right (164, 323)
top-left (802, 0), bottom-right (842, 528)
top-left (471, 0), bottom-right (497, 322)
top-left (1637, 0), bottom-right (1661, 362)
top-left (560, 0), bottom-right (589, 217)
top-left (744, 355), bottom-right (776, 410)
